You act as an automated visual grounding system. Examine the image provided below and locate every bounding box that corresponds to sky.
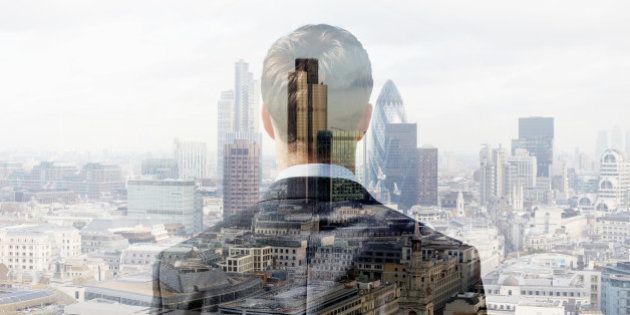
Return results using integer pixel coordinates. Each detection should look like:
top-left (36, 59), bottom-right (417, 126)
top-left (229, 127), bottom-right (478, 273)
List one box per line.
top-left (1, 0), bottom-right (630, 157)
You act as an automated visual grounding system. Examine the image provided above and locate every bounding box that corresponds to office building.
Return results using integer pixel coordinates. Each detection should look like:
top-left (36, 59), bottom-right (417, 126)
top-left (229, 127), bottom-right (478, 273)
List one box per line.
top-left (77, 163), bottom-right (124, 199)
top-left (31, 161), bottom-right (78, 184)
top-left (173, 139), bottom-right (207, 180)
top-left (287, 58), bottom-right (328, 161)
top-left (595, 148), bottom-right (630, 211)
top-left (140, 158), bottom-right (178, 179)
top-left (127, 179), bottom-right (203, 234)
top-left (511, 117), bottom-right (554, 177)
top-left (234, 60), bottom-right (259, 134)
top-left (0, 224), bottom-right (81, 273)
top-left (364, 80), bottom-right (407, 198)
top-left (601, 262), bottom-right (630, 315)
top-left (479, 145), bottom-right (507, 205)
top-left (383, 123), bottom-right (418, 210)
top-left (223, 139), bottom-right (260, 218)
top-left (418, 146), bottom-right (438, 206)
top-left (506, 148), bottom-right (537, 209)
top-left (217, 90), bottom-right (235, 182)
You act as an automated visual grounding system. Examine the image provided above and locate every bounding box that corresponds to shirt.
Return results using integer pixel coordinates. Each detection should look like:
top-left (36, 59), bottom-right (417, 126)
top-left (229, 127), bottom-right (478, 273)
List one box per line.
top-left (275, 163), bottom-right (357, 182)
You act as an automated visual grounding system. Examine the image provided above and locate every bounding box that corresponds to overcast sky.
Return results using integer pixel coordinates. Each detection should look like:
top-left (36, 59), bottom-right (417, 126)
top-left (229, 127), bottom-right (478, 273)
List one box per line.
top-left (1, 0), bottom-right (630, 157)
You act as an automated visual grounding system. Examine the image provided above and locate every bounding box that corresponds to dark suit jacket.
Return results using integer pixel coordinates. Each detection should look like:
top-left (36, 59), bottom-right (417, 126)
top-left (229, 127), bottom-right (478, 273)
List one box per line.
top-left (152, 177), bottom-right (485, 313)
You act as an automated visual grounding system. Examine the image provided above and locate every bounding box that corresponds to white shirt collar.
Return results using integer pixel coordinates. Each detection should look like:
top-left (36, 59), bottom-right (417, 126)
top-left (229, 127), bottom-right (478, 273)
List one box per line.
top-left (275, 163), bottom-right (357, 182)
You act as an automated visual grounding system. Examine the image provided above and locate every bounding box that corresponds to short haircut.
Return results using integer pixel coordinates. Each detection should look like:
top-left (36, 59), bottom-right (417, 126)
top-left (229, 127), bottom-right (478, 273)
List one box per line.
top-left (261, 24), bottom-right (373, 141)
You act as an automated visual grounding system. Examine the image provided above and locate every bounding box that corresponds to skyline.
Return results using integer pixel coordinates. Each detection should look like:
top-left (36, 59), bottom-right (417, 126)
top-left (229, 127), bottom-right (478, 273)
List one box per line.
top-left (2, 1), bottom-right (630, 155)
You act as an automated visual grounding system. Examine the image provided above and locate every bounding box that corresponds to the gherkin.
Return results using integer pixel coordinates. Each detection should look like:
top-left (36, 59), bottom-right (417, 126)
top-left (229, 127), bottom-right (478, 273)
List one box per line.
top-left (364, 80), bottom-right (415, 207)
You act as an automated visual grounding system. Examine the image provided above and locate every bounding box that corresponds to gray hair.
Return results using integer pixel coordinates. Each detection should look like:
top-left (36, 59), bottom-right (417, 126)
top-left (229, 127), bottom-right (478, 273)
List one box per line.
top-left (261, 24), bottom-right (373, 141)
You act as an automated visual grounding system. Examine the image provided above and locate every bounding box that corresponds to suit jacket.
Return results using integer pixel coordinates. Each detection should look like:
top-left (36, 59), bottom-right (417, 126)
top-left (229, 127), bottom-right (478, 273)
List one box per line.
top-left (152, 177), bottom-right (485, 314)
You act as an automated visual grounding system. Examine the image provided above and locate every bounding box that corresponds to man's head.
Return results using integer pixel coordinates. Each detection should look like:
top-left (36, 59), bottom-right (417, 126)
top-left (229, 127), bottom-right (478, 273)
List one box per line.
top-left (261, 24), bottom-right (373, 168)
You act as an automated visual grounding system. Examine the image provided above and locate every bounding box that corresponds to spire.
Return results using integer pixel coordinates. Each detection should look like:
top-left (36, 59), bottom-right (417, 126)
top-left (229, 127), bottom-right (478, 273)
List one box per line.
top-left (414, 213), bottom-right (421, 239)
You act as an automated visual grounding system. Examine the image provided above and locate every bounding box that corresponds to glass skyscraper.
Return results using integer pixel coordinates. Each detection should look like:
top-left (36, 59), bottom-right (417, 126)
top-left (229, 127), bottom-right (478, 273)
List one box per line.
top-left (364, 80), bottom-right (415, 207)
top-left (512, 117), bottom-right (554, 177)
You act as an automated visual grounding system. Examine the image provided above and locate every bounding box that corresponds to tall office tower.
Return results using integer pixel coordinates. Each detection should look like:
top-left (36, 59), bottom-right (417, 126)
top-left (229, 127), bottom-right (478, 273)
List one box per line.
top-left (141, 158), bottom-right (178, 179)
top-left (223, 139), bottom-right (260, 218)
top-left (596, 130), bottom-right (609, 160)
top-left (365, 80), bottom-right (407, 196)
top-left (174, 139), bottom-right (207, 180)
top-left (479, 145), bottom-right (507, 205)
top-left (287, 58), bottom-right (328, 162)
top-left (511, 117), bottom-right (554, 177)
top-left (234, 60), bottom-right (259, 134)
top-left (127, 179), bottom-right (203, 234)
top-left (612, 125), bottom-right (624, 151)
top-left (595, 148), bottom-right (630, 211)
top-left (417, 147), bottom-right (438, 206)
top-left (506, 149), bottom-right (537, 207)
top-left (217, 90), bottom-right (235, 181)
top-left (383, 123), bottom-right (418, 210)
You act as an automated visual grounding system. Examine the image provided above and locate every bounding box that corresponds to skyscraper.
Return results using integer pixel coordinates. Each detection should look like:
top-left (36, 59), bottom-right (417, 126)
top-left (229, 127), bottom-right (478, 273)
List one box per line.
top-left (417, 146), bottom-right (438, 206)
top-left (383, 123), bottom-right (418, 210)
top-left (223, 139), bottom-right (260, 218)
top-left (364, 80), bottom-right (407, 200)
top-left (479, 145), bottom-right (507, 206)
top-left (287, 58), bottom-right (328, 162)
top-left (511, 117), bottom-right (554, 177)
top-left (234, 60), bottom-right (259, 134)
top-left (506, 148), bottom-right (537, 209)
top-left (173, 139), bottom-right (207, 180)
top-left (218, 61), bottom-right (262, 187)
top-left (217, 90), bottom-right (235, 181)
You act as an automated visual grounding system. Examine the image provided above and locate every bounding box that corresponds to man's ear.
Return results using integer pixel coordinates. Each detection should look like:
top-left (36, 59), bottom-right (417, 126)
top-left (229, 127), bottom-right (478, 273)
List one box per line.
top-left (262, 105), bottom-right (275, 139)
top-left (356, 104), bottom-right (372, 140)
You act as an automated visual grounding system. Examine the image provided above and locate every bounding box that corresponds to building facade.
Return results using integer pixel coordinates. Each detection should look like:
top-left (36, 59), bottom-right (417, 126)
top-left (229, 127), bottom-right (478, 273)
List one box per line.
top-left (418, 147), bottom-right (438, 206)
top-left (173, 139), bottom-right (207, 180)
top-left (222, 139), bottom-right (260, 218)
top-left (127, 180), bottom-right (203, 234)
top-left (511, 117), bottom-right (554, 178)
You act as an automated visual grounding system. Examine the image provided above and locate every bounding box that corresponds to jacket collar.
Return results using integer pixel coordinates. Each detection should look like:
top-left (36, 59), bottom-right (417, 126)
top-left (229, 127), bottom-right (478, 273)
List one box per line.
top-left (261, 176), bottom-right (378, 204)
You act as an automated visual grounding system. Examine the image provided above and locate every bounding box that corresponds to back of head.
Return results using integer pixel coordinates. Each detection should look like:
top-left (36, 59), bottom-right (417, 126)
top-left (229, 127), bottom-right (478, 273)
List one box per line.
top-left (262, 24), bottom-right (373, 141)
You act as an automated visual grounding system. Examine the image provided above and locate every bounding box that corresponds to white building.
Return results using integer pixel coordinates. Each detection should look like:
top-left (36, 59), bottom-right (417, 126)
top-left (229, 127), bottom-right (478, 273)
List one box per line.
top-left (226, 245), bottom-right (272, 271)
top-left (0, 224), bottom-right (81, 274)
top-left (530, 206), bottom-right (587, 241)
top-left (507, 149), bottom-right (537, 191)
top-left (127, 179), bottom-right (203, 234)
top-left (596, 148), bottom-right (630, 211)
top-left (596, 211), bottom-right (630, 242)
top-left (119, 240), bottom-right (191, 273)
top-left (440, 217), bottom-right (504, 276)
top-left (479, 145), bottom-right (507, 205)
top-left (482, 253), bottom-right (599, 314)
top-left (173, 139), bottom-right (207, 180)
